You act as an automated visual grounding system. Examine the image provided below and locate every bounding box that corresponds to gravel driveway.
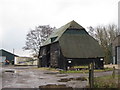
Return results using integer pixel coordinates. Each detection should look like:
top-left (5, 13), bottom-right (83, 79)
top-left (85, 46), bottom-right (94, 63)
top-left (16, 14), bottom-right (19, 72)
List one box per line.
top-left (1, 66), bottom-right (118, 89)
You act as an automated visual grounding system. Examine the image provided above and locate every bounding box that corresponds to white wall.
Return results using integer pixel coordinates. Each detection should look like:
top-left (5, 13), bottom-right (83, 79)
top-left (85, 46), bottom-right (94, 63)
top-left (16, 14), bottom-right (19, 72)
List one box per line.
top-left (14, 57), bottom-right (37, 65)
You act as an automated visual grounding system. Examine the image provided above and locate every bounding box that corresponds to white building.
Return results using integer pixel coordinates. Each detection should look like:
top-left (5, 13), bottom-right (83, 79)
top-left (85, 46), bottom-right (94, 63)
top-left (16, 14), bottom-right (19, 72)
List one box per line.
top-left (14, 57), bottom-right (37, 65)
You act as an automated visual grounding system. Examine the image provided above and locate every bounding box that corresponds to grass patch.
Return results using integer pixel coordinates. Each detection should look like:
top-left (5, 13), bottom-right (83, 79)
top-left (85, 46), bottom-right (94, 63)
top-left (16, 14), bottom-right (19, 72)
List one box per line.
top-left (73, 65), bottom-right (88, 68)
top-left (60, 70), bottom-right (89, 74)
top-left (94, 68), bottom-right (113, 72)
top-left (31, 66), bottom-right (113, 74)
top-left (94, 75), bottom-right (119, 88)
top-left (31, 67), bottom-right (59, 72)
top-left (60, 68), bottom-right (113, 74)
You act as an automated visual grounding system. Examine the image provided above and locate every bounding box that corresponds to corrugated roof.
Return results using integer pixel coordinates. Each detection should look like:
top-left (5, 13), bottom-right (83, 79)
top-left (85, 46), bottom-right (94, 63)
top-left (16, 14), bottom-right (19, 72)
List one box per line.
top-left (42, 20), bottom-right (84, 46)
top-left (0, 49), bottom-right (18, 56)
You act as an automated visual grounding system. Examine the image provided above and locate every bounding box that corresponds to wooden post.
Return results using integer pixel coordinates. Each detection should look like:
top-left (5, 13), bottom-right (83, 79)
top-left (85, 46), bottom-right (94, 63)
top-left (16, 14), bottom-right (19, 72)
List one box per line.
top-left (89, 62), bottom-right (94, 88)
top-left (112, 66), bottom-right (115, 78)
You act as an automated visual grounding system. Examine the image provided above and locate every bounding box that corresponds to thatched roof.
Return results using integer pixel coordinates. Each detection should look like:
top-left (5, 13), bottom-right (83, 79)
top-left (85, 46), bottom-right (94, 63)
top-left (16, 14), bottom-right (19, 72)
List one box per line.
top-left (41, 20), bottom-right (104, 58)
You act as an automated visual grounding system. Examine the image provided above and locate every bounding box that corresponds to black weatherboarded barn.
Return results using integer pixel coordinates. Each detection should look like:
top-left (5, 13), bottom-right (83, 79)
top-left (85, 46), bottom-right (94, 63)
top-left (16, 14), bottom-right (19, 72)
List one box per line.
top-left (38, 21), bottom-right (104, 70)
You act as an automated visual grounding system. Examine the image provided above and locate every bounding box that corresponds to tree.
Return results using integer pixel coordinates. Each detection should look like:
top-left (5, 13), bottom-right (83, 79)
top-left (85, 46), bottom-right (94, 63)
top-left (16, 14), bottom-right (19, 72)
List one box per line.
top-left (88, 24), bottom-right (119, 64)
top-left (23, 25), bottom-right (56, 57)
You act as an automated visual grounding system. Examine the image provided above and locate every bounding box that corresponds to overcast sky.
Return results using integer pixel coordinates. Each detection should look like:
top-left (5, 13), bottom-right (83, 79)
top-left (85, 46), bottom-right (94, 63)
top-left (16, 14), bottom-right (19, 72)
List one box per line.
top-left (0, 0), bottom-right (119, 57)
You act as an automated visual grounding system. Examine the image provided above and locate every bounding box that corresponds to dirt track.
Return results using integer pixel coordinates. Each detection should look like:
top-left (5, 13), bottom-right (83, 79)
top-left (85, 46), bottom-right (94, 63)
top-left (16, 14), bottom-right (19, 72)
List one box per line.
top-left (1, 66), bottom-right (118, 89)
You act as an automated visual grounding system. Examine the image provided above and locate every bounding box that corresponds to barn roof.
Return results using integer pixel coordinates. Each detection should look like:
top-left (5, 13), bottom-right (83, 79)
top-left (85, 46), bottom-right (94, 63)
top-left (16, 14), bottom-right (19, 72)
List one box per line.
top-left (59, 32), bottom-right (104, 58)
top-left (42, 20), bottom-right (84, 46)
top-left (0, 49), bottom-right (18, 57)
top-left (41, 20), bottom-right (104, 58)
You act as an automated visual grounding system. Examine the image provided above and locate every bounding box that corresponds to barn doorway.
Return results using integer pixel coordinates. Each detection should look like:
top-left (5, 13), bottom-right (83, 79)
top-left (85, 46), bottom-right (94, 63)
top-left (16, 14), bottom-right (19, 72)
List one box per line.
top-left (46, 45), bottom-right (50, 67)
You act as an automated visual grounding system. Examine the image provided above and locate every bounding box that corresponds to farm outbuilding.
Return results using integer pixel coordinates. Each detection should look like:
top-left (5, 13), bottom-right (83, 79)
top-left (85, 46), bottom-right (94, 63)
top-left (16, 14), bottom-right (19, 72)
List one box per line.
top-left (38, 20), bottom-right (104, 70)
top-left (14, 57), bottom-right (37, 66)
top-left (112, 35), bottom-right (120, 64)
top-left (0, 49), bottom-right (18, 65)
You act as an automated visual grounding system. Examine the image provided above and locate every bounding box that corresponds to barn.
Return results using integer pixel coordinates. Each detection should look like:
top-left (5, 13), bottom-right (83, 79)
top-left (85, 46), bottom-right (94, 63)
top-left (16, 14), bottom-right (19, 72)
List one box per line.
top-left (0, 49), bottom-right (18, 64)
top-left (112, 35), bottom-right (120, 64)
top-left (38, 20), bottom-right (104, 70)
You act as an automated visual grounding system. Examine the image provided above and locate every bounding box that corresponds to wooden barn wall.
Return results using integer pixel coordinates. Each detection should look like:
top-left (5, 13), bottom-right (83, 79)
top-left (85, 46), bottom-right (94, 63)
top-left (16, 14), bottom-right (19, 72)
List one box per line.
top-left (39, 43), bottom-right (66, 69)
top-left (39, 46), bottom-right (47, 67)
top-left (39, 44), bottom-right (104, 69)
top-left (50, 43), bottom-right (60, 68)
top-left (66, 58), bottom-right (104, 69)
top-left (58, 50), bottom-right (67, 70)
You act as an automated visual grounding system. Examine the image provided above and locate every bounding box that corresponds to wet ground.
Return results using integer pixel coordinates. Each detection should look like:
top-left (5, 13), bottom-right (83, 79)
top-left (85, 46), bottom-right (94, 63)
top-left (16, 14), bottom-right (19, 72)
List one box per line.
top-left (1, 65), bottom-right (117, 89)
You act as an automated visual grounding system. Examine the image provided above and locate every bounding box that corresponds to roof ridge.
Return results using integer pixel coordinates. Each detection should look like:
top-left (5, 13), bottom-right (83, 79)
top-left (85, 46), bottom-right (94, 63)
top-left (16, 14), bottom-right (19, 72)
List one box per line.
top-left (0, 49), bottom-right (18, 56)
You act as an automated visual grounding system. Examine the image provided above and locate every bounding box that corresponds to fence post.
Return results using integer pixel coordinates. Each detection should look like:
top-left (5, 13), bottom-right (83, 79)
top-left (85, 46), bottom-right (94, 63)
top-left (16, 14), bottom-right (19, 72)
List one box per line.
top-left (89, 62), bottom-right (94, 88)
top-left (112, 66), bottom-right (115, 78)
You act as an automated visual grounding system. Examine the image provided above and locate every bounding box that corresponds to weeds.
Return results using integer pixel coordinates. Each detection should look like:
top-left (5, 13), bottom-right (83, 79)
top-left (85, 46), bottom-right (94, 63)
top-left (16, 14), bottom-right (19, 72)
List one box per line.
top-left (94, 75), bottom-right (119, 88)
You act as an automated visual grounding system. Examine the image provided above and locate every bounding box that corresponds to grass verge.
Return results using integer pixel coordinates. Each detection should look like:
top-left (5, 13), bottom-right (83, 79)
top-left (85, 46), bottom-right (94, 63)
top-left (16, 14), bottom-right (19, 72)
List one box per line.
top-left (59, 68), bottom-right (113, 74)
top-left (94, 75), bottom-right (119, 88)
top-left (31, 67), bottom-right (113, 74)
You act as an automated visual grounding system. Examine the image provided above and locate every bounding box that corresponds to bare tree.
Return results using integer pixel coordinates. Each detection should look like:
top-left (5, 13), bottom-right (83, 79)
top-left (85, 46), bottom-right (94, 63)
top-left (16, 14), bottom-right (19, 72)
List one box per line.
top-left (23, 25), bottom-right (56, 57)
top-left (88, 24), bottom-right (119, 64)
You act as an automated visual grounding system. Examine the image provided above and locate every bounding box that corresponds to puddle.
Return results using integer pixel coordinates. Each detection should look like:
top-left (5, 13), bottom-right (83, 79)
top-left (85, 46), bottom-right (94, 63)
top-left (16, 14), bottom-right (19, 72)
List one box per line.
top-left (39, 78), bottom-right (44, 79)
top-left (14, 67), bottom-right (29, 69)
top-left (58, 78), bottom-right (71, 82)
top-left (4, 70), bottom-right (15, 73)
top-left (74, 77), bottom-right (87, 81)
top-left (3, 69), bottom-right (22, 74)
top-left (58, 77), bottom-right (87, 82)
top-left (44, 72), bottom-right (58, 74)
top-left (39, 84), bottom-right (73, 90)
top-left (56, 74), bottom-right (68, 77)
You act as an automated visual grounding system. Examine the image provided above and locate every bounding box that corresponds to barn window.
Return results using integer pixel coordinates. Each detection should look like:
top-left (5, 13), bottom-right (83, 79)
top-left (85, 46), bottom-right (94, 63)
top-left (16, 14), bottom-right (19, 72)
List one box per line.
top-left (51, 36), bottom-right (58, 42)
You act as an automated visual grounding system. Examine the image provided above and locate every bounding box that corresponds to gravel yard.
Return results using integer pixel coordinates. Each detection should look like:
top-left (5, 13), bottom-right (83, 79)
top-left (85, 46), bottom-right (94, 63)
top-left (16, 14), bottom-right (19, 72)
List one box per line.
top-left (1, 65), bottom-right (118, 89)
